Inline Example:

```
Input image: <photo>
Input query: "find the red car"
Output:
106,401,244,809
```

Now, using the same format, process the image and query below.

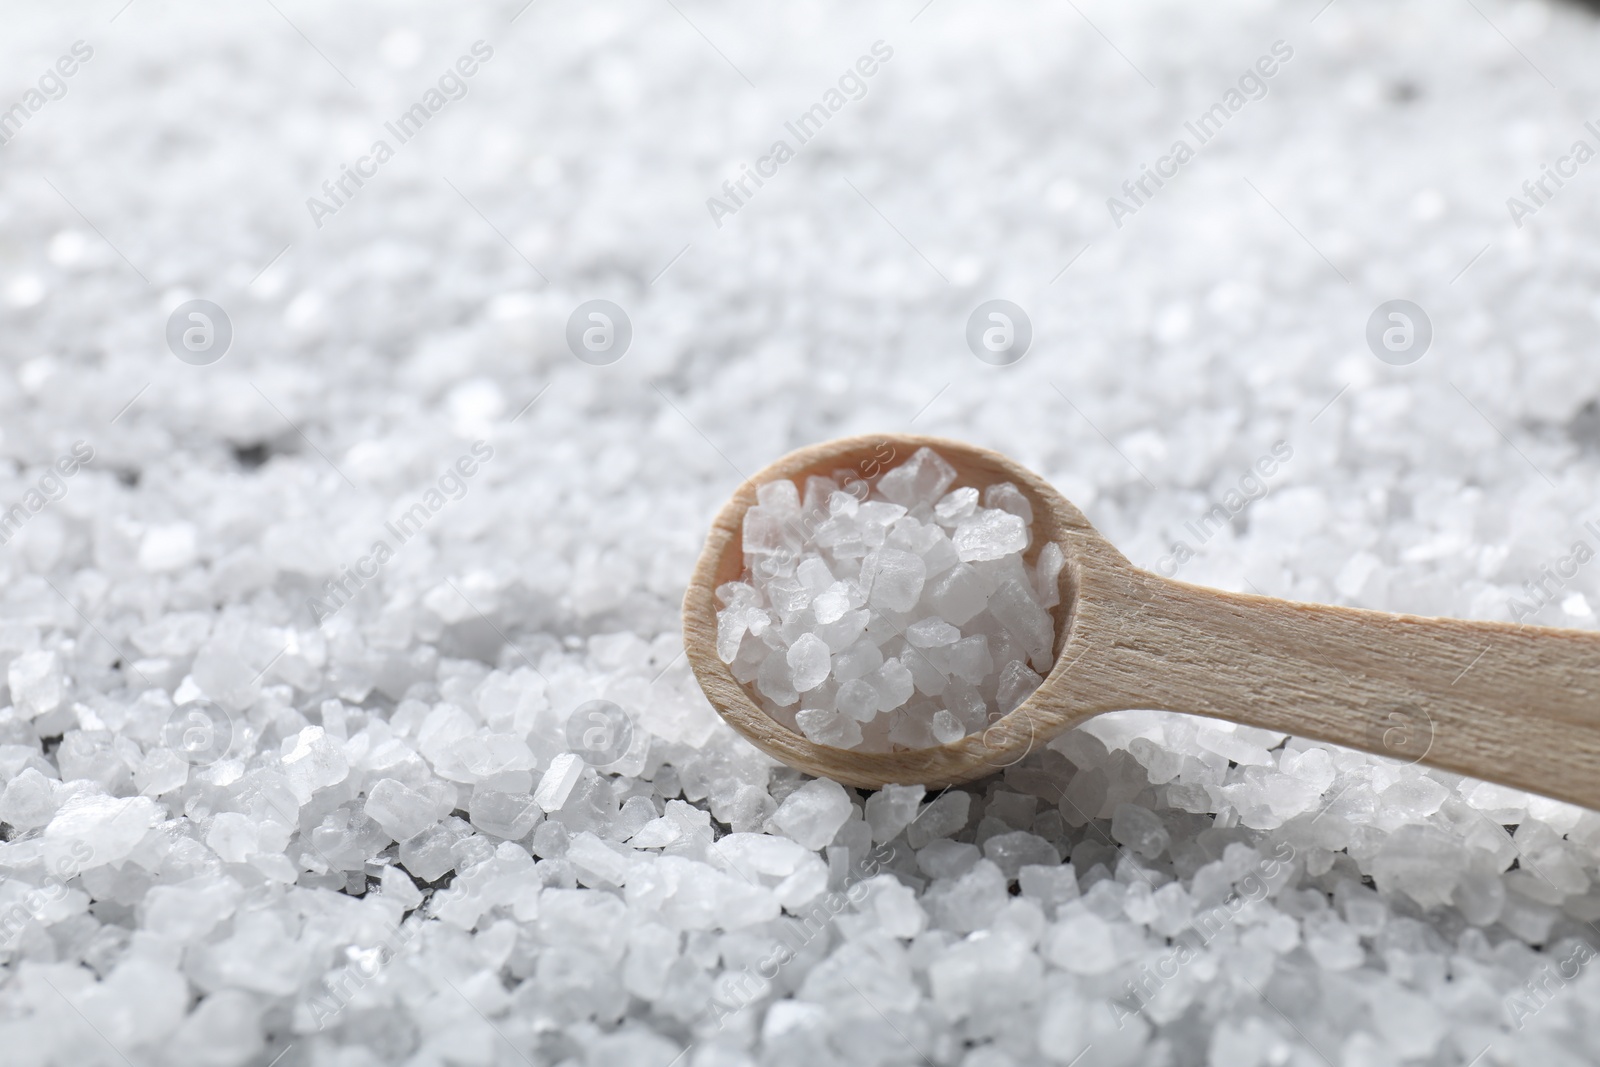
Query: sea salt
719,448,1056,749
1110,802,1171,859
8,649,64,719
786,633,832,692
952,509,1029,562
864,782,925,843
767,777,851,850
1044,907,1119,974
363,778,440,842
6,4,1600,1060
533,752,584,812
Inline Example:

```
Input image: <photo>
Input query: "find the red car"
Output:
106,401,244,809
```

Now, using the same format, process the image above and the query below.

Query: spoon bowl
684,433,1600,808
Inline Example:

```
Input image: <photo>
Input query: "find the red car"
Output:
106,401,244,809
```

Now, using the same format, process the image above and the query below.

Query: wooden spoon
683,433,1600,810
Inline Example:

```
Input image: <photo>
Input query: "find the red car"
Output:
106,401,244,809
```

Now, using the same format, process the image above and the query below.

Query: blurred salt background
1,0,1599,1065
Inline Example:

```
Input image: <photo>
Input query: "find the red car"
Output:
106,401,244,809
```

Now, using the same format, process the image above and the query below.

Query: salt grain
363,778,441,842
786,633,832,692
768,777,851,850
8,649,64,719
533,752,584,812
952,510,1029,563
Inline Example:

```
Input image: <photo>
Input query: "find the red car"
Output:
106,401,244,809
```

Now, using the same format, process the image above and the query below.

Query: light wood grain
683,433,1600,809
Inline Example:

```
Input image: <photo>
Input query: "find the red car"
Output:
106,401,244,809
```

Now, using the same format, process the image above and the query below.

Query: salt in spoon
683,433,1600,810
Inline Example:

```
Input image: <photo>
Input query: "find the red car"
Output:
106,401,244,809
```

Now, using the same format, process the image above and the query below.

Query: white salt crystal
139,522,199,571
1110,803,1170,859
926,563,988,626
0,767,58,829
1452,868,1506,926
1369,984,1446,1060
834,677,881,721
364,777,441,841
206,812,263,862
815,608,870,652
469,790,542,839
756,652,799,706
1337,882,1387,936
920,535,960,579
167,990,263,1065
831,638,883,682
1377,775,1448,821
876,446,957,507
1526,794,1586,834
1196,724,1275,766
43,794,159,874
996,659,1044,714
982,830,1060,879
716,607,754,663
811,582,855,624
887,711,938,749
1464,780,1529,820
917,838,981,880
398,826,462,888
756,477,801,515
786,633,832,692
380,863,423,911
1260,773,1322,819
1033,541,1065,608
988,577,1054,657
534,752,584,812
716,832,807,877
795,707,863,747
569,830,635,886
904,650,949,697
716,580,762,609
857,500,908,529
857,873,927,938
279,725,350,802
801,475,837,515
797,557,835,590
941,682,989,732
890,516,946,557
143,875,242,943
864,549,927,612
1370,824,1464,906
939,635,994,685
188,639,261,712
8,649,64,718
765,577,809,618
907,617,961,647
742,505,800,556
1303,912,1364,970
906,789,971,849
1018,863,1080,914
934,487,979,525
870,657,915,710
926,858,1008,933
983,482,1034,524
930,709,964,744
864,783,925,843
768,778,851,850
953,509,1028,562
1279,745,1336,788
1043,907,1118,974
929,926,1041,1019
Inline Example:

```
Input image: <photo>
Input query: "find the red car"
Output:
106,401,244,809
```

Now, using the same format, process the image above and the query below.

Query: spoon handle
1067,572,1600,810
